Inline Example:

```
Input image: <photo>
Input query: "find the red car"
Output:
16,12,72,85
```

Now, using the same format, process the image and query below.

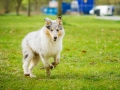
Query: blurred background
0,1,120,89
0,0,120,16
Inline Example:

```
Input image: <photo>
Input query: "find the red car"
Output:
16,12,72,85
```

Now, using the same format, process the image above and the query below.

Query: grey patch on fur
24,54,28,59
46,26,51,29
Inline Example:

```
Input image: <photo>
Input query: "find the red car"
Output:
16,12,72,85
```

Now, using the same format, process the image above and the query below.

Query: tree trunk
34,0,38,14
4,0,10,13
28,0,31,16
57,0,62,16
16,0,22,15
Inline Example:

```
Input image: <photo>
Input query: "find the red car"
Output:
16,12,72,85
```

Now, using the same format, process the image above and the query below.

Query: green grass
0,15,120,90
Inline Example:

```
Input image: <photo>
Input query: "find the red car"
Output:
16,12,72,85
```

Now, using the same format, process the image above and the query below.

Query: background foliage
0,0,120,15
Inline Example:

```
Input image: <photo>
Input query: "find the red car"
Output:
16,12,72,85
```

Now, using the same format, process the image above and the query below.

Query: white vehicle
89,5,114,16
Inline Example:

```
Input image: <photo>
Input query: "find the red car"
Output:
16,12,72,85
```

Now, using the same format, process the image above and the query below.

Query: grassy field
0,15,120,90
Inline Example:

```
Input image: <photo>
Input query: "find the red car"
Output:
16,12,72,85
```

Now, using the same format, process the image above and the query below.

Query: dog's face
44,16,64,42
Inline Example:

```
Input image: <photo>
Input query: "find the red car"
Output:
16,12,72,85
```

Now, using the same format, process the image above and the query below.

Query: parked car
89,5,114,16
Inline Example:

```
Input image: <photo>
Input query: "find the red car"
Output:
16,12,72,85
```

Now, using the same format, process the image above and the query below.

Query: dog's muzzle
54,36,57,41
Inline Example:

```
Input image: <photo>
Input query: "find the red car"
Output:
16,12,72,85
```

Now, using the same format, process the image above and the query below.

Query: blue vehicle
41,0,94,15
77,0,94,14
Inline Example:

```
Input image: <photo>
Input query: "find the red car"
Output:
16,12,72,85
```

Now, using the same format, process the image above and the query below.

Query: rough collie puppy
21,16,65,77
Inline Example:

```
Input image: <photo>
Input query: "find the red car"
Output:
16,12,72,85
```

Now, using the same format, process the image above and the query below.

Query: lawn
0,15,120,90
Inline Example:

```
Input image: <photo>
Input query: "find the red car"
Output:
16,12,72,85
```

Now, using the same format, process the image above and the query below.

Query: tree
0,0,4,14
57,0,62,16
28,0,30,16
16,0,22,15
34,0,38,13
4,0,10,13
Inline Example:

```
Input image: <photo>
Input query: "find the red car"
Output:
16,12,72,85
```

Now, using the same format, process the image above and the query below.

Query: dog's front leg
52,53,60,68
40,54,54,76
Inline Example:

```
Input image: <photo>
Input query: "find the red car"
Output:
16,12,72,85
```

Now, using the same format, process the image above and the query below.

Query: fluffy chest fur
41,40,62,57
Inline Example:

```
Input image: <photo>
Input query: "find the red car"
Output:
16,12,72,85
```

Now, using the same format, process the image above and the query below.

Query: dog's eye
50,29,53,31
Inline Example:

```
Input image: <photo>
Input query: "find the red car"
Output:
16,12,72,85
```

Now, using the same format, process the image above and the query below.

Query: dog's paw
40,64,54,70
50,64,54,69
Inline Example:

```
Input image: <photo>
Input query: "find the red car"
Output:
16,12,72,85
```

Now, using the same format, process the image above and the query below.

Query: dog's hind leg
22,49,33,76
29,55,40,78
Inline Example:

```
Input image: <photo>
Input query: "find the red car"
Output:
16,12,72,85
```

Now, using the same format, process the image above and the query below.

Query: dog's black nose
54,37,57,39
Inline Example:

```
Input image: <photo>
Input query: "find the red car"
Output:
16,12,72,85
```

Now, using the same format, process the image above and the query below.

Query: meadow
0,15,120,90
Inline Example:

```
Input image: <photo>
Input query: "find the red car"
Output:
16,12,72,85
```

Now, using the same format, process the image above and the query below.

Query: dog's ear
44,18,52,26
56,16,62,25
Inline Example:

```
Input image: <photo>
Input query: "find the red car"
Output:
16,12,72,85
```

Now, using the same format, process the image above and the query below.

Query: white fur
22,21,65,78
